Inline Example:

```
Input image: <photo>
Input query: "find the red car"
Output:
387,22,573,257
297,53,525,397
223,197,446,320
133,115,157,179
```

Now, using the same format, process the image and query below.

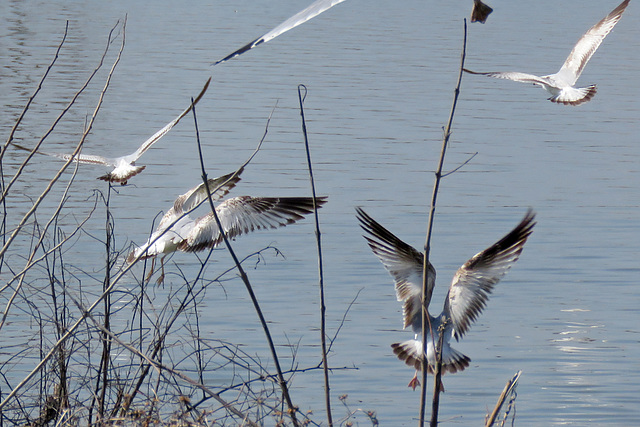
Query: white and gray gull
464,0,630,105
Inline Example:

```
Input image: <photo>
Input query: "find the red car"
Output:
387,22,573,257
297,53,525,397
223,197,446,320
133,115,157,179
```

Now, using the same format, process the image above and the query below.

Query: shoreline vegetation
2,2,559,425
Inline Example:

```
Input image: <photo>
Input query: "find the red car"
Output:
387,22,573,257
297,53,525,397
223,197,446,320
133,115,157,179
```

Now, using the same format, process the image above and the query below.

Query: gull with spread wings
464,0,630,105
356,208,535,389
12,77,211,184
127,170,327,284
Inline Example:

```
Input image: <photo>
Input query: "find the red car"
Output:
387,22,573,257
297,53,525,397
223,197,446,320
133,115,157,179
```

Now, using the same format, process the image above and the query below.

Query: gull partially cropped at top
127,169,327,284
464,0,630,105
356,208,535,389
12,77,211,184
214,0,347,66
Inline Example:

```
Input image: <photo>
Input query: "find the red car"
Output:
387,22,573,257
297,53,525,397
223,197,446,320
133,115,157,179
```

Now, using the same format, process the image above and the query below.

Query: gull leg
408,371,420,390
407,371,445,392
145,257,156,283
156,255,167,285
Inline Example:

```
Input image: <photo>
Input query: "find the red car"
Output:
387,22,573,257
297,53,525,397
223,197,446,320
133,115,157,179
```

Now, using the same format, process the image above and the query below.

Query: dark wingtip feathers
391,342,471,374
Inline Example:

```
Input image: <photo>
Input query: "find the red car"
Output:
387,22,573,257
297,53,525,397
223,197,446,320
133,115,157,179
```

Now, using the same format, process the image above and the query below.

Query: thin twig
190,98,301,427
0,22,68,162
298,84,333,426
441,152,478,178
119,103,274,414
96,183,115,422
124,98,269,270
485,371,521,427
0,17,124,271
0,18,130,411
67,295,259,426
0,19,120,205
0,195,97,299
419,20,468,427
0,22,70,270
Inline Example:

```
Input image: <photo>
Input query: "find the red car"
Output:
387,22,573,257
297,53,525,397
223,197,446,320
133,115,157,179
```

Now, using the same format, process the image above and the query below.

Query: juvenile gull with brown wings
13,77,211,184
356,208,535,389
464,0,630,105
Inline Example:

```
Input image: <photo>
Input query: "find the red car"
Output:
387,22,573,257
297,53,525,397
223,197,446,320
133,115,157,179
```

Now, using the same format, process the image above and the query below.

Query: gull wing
463,69,551,86
444,210,536,340
179,196,327,252
11,142,116,167
126,76,212,163
356,207,436,331
556,0,630,85
214,0,347,65
174,170,244,214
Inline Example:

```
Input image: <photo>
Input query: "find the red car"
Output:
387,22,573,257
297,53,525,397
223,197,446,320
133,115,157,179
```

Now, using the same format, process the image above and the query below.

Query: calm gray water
1,0,639,425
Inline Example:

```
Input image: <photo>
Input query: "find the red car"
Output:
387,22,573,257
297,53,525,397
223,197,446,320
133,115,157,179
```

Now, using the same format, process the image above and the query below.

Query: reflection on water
1,0,639,425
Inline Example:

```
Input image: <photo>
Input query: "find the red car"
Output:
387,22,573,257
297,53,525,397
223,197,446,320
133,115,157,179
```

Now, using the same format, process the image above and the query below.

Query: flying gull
464,0,630,105
214,0,347,66
127,171,327,284
12,77,211,184
356,208,535,389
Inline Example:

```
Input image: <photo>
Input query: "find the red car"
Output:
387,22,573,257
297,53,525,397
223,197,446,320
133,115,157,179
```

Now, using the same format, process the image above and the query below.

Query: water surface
1,0,639,425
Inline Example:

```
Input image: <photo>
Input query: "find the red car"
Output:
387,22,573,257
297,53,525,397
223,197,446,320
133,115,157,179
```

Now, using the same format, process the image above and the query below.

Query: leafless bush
0,20,367,427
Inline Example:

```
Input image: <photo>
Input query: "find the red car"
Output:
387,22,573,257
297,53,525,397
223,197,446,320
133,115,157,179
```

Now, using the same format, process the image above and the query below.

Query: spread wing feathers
129,171,244,264
463,69,550,86
154,170,244,233
127,76,211,162
214,0,347,65
557,0,630,85
549,85,597,105
356,207,436,330
173,170,243,215
178,196,327,252
445,210,536,340
11,142,116,166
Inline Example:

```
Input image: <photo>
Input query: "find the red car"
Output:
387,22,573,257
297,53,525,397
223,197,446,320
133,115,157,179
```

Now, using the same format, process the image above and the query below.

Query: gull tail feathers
549,85,597,106
98,165,146,184
391,339,470,374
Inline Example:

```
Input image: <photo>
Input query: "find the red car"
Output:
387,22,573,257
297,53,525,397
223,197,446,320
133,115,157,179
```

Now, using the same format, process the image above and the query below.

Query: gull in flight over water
127,170,327,284
214,0,347,66
12,77,211,184
14,0,347,183
464,0,630,105
356,208,535,389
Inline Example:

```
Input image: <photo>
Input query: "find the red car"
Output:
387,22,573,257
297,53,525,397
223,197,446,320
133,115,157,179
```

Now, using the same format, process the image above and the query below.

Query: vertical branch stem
190,99,300,427
298,84,333,426
97,185,114,421
419,20,467,427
